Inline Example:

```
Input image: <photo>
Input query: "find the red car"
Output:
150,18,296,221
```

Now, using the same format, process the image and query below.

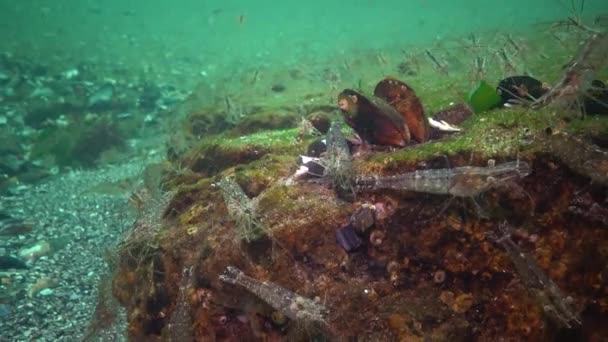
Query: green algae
233,154,295,197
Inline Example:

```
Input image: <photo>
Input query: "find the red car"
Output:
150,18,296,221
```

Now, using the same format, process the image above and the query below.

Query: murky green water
2,0,606,68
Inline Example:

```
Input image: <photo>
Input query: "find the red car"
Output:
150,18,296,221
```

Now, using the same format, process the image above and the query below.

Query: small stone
335,225,362,253
0,303,12,318
39,288,54,296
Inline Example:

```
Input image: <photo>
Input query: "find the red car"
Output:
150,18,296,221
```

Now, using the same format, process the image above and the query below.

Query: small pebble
39,288,54,296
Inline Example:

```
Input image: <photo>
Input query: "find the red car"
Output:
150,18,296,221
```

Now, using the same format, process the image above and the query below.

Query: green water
1,0,606,71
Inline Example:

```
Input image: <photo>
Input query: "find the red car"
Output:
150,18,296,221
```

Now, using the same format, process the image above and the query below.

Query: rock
336,224,362,252
18,241,51,261
39,288,54,296
0,255,28,270
87,83,115,110
0,304,12,318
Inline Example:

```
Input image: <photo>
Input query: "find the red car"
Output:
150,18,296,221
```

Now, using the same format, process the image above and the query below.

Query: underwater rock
70,119,126,167
87,83,114,109
24,101,80,128
271,84,286,93
373,77,430,143
138,82,162,111
231,110,300,135
0,220,33,236
497,75,548,106
0,255,28,270
18,241,51,261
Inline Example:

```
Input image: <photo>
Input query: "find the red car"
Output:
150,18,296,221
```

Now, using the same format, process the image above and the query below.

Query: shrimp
487,222,582,328
355,160,531,198
219,266,328,324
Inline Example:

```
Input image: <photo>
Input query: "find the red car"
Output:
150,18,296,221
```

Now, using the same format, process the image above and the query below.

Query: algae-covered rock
230,110,300,136
31,117,125,168
181,128,304,176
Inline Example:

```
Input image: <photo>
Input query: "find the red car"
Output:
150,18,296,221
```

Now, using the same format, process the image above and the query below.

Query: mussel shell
306,138,327,157
432,102,474,126
338,89,411,147
497,75,548,105
374,77,430,143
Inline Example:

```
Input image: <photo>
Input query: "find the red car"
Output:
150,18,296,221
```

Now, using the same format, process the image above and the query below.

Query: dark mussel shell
497,75,548,105
373,77,430,143
338,89,411,147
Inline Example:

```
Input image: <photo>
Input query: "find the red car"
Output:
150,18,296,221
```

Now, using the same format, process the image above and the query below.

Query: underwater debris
355,160,531,198
496,47,518,75
567,192,608,226
532,32,608,114
541,130,608,186
424,49,448,75
487,222,582,329
219,266,328,324
471,55,487,81
218,177,265,242
468,80,502,113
